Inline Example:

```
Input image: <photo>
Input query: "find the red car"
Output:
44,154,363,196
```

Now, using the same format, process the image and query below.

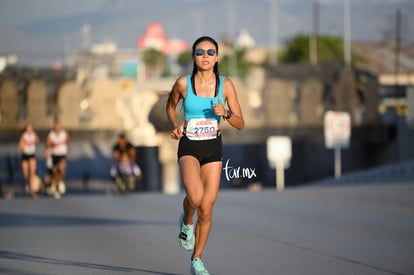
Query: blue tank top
183,74,225,122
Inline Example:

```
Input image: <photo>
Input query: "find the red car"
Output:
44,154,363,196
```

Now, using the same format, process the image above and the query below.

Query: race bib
185,118,218,140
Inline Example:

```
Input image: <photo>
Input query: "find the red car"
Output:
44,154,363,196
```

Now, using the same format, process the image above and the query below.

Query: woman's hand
212,97,226,117
170,126,183,140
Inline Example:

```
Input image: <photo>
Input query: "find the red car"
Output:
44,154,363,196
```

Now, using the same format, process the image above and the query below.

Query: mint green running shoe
178,213,194,251
191,258,210,275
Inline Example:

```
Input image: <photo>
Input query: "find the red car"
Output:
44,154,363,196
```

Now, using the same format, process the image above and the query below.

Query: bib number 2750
186,119,218,140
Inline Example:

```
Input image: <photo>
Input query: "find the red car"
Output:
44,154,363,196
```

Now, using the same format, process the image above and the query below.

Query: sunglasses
194,49,217,56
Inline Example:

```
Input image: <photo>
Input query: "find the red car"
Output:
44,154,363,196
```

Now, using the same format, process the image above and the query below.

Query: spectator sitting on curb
110,152,143,193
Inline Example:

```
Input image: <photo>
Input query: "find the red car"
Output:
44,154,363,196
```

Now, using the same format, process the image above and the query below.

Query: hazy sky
0,0,413,66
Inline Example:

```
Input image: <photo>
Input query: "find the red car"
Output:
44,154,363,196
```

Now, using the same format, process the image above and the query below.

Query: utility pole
394,9,402,87
343,0,351,67
227,0,237,76
310,0,319,65
81,24,91,50
269,0,278,65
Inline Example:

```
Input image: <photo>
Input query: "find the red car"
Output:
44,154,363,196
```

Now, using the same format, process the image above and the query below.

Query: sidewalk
1,182,413,274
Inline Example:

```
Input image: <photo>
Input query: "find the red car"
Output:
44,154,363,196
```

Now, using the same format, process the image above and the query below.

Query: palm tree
142,48,167,78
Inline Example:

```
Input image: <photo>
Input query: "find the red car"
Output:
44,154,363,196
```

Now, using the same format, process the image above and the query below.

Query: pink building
137,22,189,55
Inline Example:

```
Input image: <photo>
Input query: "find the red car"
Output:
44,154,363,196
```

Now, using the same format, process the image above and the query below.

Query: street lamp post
344,0,352,67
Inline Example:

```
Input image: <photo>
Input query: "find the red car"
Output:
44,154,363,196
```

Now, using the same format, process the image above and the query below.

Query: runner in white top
18,122,40,197
46,119,70,198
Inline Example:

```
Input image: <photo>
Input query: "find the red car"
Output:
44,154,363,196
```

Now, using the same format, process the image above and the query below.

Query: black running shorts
21,153,35,161
52,155,66,166
177,134,223,165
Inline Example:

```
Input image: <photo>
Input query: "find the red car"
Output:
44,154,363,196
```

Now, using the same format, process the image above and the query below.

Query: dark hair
166,36,220,109
191,36,220,96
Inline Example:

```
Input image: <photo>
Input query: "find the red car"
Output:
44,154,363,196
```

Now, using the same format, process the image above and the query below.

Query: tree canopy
279,33,360,66
142,48,167,77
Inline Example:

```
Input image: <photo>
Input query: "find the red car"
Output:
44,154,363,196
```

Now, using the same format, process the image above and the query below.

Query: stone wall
0,80,19,130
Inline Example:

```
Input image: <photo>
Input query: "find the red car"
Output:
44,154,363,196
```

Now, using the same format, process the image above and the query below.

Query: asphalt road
1,182,413,275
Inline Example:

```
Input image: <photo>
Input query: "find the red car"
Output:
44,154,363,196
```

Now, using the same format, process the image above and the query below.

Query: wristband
224,110,232,119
